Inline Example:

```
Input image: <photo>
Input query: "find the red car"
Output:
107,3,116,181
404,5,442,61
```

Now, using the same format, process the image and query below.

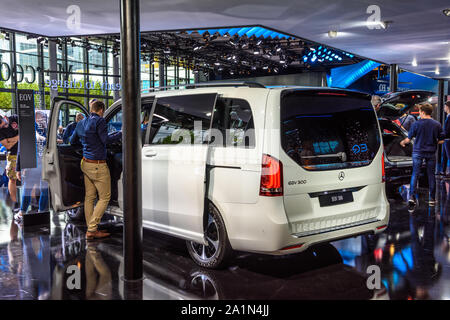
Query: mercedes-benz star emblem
338,171,345,181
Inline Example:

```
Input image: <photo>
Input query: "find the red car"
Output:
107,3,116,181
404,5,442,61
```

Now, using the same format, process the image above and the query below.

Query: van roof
140,84,371,100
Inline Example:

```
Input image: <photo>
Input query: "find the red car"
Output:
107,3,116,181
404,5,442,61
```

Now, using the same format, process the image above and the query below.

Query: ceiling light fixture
412,58,418,67
327,30,338,38
443,8,450,16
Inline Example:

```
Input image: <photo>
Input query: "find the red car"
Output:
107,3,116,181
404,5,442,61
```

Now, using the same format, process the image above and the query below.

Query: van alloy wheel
186,202,234,269
190,214,219,261
66,207,84,221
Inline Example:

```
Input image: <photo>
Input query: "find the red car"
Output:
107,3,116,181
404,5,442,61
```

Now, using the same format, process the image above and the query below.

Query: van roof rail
141,81,265,93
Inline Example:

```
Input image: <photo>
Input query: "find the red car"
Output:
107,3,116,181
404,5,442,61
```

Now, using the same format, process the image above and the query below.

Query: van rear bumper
273,216,389,255
216,184,389,255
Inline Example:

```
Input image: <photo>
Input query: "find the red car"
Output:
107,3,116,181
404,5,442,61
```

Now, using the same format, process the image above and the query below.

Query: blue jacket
69,113,121,160
444,114,450,140
408,118,445,154
63,121,77,144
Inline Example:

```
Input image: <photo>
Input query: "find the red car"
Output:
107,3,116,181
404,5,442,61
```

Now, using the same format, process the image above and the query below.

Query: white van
43,83,390,268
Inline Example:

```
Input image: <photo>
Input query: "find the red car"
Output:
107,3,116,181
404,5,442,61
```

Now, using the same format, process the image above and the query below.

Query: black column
120,0,143,284
437,79,446,126
389,64,398,92
159,59,165,88
11,33,18,113
437,79,446,172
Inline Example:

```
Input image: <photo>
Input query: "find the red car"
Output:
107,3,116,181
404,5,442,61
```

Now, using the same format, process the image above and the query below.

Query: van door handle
144,150,157,158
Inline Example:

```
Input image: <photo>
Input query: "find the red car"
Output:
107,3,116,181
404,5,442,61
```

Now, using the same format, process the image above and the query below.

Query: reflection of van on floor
43,83,390,269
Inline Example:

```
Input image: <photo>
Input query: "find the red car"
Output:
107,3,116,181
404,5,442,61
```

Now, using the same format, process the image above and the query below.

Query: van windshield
280,91,381,171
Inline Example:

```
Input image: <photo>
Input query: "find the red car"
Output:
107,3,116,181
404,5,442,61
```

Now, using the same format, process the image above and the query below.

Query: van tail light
381,153,386,183
260,154,283,197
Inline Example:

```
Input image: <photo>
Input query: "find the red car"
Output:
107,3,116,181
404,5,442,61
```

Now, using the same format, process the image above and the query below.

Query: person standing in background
400,103,445,211
56,126,64,144
63,112,84,144
0,114,20,209
14,111,49,222
371,95,382,112
400,111,417,132
442,101,450,179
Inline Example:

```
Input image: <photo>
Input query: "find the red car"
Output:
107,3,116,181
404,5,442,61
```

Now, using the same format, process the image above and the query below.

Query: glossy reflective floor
0,181,449,300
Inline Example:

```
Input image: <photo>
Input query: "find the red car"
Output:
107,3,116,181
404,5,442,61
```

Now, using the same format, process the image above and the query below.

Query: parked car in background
43,83,390,268
376,90,435,194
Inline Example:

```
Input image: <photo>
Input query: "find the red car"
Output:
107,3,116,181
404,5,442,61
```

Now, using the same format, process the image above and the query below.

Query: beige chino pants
81,160,111,232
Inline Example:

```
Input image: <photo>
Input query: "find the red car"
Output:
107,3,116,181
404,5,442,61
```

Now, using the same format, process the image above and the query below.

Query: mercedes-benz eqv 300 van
43,83,390,268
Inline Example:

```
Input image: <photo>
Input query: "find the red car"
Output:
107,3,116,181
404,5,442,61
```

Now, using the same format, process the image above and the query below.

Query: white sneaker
408,199,416,213
14,211,24,222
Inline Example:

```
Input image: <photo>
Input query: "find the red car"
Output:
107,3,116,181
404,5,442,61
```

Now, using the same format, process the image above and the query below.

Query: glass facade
0,30,195,115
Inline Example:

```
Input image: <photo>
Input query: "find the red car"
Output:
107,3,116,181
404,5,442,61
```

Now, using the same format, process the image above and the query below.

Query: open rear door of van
42,98,89,212
377,90,435,120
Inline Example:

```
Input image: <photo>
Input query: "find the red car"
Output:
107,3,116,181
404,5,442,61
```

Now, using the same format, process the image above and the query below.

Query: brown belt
82,157,106,164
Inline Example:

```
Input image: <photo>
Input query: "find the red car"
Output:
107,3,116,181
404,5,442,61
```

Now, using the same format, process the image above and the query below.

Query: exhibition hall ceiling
0,0,449,79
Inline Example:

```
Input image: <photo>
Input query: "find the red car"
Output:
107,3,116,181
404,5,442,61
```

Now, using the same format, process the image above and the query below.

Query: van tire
186,202,234,269
67,207,85,221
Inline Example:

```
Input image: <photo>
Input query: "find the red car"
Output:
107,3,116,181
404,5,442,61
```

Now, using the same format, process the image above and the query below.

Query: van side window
107,101,154,145
150,94,215,145
211,98,255,148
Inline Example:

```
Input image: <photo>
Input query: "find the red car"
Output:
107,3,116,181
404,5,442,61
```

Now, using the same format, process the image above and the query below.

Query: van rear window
280,91,381,171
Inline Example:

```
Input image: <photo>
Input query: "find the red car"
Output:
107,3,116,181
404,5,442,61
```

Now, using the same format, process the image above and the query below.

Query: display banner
17,89,37,169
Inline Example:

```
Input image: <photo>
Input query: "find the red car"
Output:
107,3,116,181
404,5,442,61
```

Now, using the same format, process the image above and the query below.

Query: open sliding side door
140,93,217,243
42,98,89,212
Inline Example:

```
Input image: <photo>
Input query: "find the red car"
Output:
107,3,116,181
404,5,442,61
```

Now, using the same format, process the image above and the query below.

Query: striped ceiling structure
57,25,366,78
186,26,293,40
157,25,364,77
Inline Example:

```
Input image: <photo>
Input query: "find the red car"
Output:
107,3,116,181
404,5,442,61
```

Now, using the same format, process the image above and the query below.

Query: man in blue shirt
70,100,121,240
400,103,445,210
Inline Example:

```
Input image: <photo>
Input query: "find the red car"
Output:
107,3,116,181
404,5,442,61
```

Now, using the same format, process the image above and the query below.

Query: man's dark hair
90,100,106,113
446,101,450,108
419,103,433,116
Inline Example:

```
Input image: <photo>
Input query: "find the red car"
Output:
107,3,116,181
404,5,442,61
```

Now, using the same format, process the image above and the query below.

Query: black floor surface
0,180,449,300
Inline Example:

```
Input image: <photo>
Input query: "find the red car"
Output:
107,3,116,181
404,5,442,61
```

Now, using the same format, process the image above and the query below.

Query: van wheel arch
204,199,232,243
186,200,235,269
